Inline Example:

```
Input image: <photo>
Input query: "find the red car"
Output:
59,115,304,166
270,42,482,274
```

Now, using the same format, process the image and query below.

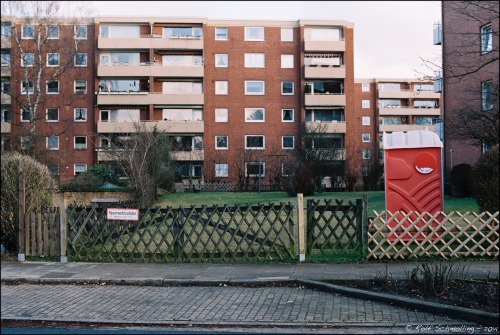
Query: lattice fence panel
367,211,499,259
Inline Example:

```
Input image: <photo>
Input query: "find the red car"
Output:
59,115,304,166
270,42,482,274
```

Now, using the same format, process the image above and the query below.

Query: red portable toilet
383,130,443,241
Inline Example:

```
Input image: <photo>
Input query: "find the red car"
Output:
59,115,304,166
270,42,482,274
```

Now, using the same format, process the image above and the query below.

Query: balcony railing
305,93,346,106
97,62,204,77
97,120,204,133
97,92,204,105
379,106,440,116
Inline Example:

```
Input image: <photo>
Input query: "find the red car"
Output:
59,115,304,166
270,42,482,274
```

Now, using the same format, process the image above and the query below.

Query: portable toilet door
383,130,444,241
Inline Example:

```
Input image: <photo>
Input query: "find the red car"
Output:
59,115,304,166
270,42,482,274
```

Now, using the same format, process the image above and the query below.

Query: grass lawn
156,191,479,214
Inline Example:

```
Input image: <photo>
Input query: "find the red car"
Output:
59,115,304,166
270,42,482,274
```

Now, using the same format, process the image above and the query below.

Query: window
47,53,60,66
48,165,59,176
215,163,228,177
282,109,294,122
245,27,264,41
21,81,34,95
1,22,11,37
481,24,493,54
215,54,228,67
215,27,228,40
75,53,87,67
101,25,140,38
74,80,87,94
22,25,34,39
216,136,228,149
21,136,31,150
215,81,228,95
46,80,59,94
282,136,294,149
21,109,31,122
362,83,370,92
245,135,265,149
74,163,87,176
74,136,87,150
164,26,202,39
245,81,265,95
215,108,228,122
245,108,265,122
362,116,370,125
362,100,370,108
482,81,493,110
21,53,34,67
244,53,265,68
1,51,10,66
281,27,293,41
46,136,59,150
362,133,370,142
282,81,294,95
46,108,59,122
47,25,59,39
282,163,293,177
281,54,294,68
362,150,371,160
305,27,341,41
245,162,265,177
74,25,87,39
1,109,11,123
74,108,87,122
1,80,10,94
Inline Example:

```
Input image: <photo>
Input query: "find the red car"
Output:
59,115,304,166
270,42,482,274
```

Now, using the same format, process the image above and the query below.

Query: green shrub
450,163,474,197
473,145,499,212
282,163,315,197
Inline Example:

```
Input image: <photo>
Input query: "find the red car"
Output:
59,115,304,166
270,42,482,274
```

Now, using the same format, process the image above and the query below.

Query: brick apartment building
1,16,441,190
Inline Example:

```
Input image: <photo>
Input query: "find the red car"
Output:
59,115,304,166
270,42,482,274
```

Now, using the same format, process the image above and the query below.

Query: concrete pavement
1,260,499,333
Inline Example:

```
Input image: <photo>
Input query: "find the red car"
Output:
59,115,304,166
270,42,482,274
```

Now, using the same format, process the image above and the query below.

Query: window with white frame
244,53,265,68
215,27,228,40
215,54,228,67
1,80,10,94
482,80,493,110
362,83,370,92
215,81,228,95
215,136,228,149
245,162,265,177
21,81,34,94
362,100,370,108
100,25,140,38
245,27,264,41
362,133,370,142
362,150,371,160
245,81,264,95
46,108,59,122
74,80,87,94
47,53,59,66
74,108,87,122
21,109,31,122
362,116,370,125
282,81,294,95
46,80,59,94
282,109,294,122
75,53,87,66
22,25,34,39
74,163,87,176
282,136,294,149
481,24,493,54
74,25,87,39
46,135,59,150
281,54,294,68
1,22,11,37
245,135,265,149
1,109,11,123
215,108,228,122
21,53,34,67
47,25,59,39
281,27,293,41
245,108,265,122
1,51,10,66
215,163,228,177
74,136,87,150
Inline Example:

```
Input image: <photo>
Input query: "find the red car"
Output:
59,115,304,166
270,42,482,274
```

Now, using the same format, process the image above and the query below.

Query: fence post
361,195,368,258
60,196,67,262
297,193,305,262
18,172,25,262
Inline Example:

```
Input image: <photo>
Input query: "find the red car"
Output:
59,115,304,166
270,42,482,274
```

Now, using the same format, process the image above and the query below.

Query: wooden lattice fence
67,203,296,263
368,211,499,259
21,207,61,257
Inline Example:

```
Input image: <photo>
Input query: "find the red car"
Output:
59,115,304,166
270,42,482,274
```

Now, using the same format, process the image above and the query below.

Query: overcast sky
90,1,442,79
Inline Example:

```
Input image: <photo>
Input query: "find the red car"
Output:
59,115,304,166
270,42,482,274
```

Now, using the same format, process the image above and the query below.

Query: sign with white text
106,208,139,221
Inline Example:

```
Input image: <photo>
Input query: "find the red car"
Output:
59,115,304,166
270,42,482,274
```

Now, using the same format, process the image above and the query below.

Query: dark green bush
450,163,474,197
282,163,316,197
473,145,499,212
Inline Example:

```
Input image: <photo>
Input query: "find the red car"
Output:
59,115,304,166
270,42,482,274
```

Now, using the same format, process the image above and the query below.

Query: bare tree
1,1,94,159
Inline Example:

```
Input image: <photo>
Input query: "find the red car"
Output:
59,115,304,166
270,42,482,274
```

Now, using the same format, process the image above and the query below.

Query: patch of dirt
326,278,499,314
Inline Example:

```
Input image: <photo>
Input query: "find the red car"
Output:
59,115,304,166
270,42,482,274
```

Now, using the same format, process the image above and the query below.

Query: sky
90,1,442,79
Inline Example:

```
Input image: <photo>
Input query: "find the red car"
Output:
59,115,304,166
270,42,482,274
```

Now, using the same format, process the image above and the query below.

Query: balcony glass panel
162,55,203,66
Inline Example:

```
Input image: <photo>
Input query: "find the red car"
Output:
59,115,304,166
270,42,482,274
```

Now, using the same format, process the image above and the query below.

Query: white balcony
97,120,204,133
1,66,10,77
305,94,346,106
97,63,204,77
379,107,440,116
171,150,204,161
304,40,345,52
1,92,11,104
98,36,203,50
379,124,436,133
1,122,11,133
97,92,204,105
305,121,346,133
304,66,345,79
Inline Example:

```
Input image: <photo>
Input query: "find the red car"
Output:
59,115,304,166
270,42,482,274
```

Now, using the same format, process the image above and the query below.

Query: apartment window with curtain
481,24,492,54
482,80,493,110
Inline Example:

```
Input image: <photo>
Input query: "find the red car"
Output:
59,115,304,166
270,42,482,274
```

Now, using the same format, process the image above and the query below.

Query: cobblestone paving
1,283,468,326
